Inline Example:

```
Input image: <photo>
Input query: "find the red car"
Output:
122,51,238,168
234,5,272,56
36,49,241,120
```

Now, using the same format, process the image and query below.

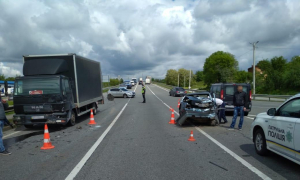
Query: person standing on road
215,98,228,124
228,85,248,130
0,96,11,155
142,84,146,103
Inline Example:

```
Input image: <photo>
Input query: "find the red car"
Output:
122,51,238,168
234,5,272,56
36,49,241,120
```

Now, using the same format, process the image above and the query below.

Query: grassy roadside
153,81,206,90
152,82,173,90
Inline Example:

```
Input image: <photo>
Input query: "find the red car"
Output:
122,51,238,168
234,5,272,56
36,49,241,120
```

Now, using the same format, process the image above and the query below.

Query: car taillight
185,91,187,93
221,90,224,99
250,90,252,100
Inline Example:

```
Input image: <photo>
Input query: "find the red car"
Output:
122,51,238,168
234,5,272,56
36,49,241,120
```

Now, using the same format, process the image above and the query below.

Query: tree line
155,50,300,94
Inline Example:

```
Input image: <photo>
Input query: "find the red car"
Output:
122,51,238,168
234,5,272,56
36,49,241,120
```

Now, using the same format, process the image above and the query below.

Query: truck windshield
14,78,60,95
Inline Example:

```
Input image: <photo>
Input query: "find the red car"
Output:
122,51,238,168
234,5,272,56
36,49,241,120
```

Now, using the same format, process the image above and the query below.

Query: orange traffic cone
177,99,180,108
169,108,176,124
188,131,196,141
41,124,55,150
88,109,96,125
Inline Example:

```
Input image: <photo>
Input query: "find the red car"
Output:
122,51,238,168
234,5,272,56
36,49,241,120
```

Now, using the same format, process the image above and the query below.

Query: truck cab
13,75,75,127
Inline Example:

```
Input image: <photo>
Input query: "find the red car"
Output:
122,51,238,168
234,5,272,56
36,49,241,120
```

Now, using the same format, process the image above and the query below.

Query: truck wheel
24,125,34,129
123,94,127,98
93,103,97,115
254,128,269,156
68,111,76,126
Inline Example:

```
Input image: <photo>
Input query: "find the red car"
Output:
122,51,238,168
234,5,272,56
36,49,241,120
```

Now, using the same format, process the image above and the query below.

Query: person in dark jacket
142,84,146,103
228,85,248,130
0,96,11,155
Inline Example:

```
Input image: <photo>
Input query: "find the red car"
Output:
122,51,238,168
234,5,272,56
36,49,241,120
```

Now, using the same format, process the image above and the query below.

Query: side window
242,86,248,93
278,99,300,118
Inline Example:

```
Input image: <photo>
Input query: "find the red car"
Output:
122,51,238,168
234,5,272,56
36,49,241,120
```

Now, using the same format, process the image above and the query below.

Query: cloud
0,0,299,79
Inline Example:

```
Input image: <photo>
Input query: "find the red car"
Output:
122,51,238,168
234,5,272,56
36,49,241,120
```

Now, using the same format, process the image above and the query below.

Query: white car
130,81,135,86
108,88,135,98
251,94,300,165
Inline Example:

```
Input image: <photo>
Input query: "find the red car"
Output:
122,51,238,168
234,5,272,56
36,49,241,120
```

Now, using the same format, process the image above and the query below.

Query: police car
251,94,300,165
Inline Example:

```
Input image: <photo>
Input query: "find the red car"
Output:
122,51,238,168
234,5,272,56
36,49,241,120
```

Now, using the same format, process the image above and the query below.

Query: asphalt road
1,84,299,180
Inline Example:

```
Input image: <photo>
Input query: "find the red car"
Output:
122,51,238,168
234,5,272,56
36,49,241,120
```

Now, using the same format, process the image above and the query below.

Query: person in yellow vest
142,84,146,103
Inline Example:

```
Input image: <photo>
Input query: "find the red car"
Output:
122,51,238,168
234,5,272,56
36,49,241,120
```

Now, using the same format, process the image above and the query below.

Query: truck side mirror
267,108,276,116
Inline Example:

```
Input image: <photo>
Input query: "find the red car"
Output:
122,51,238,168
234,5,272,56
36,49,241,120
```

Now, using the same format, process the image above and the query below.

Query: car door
266,98,299,159
223,85,235,106
294,119,300,162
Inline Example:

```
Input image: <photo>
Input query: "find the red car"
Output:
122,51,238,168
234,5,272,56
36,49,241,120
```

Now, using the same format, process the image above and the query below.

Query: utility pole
189,69,191,90
178,73,179,87
250,41,259,94
184,76,185,88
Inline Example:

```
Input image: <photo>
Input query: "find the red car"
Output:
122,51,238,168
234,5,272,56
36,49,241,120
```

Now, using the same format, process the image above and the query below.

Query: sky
0,0,299,79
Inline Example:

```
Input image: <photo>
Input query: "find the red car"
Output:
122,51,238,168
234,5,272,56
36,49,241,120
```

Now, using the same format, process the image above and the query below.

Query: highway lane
150,84,300,180
0,84,299,180
0,92,130,180
74,84,259,180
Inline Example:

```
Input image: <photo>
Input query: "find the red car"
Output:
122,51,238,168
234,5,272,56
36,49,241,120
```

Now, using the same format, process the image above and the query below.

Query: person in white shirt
215,98,228,124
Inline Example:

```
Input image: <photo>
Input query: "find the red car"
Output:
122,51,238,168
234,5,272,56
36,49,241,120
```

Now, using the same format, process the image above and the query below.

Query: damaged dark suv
177,92,218,126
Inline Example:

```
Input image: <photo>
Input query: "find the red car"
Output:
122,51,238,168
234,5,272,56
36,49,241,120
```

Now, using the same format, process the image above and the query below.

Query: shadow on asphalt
240,144,300,179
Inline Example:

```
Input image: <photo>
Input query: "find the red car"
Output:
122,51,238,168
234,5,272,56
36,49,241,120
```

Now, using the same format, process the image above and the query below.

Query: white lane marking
248,114,256,117
3,131,21,139
66,99,133,179
147,86,272,180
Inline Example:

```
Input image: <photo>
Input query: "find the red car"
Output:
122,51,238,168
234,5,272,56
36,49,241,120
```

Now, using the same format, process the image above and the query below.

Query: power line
236,49,252,58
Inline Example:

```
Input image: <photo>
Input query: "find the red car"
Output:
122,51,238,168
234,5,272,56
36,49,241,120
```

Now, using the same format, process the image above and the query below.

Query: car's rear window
225,86,234,95
176,88,184,91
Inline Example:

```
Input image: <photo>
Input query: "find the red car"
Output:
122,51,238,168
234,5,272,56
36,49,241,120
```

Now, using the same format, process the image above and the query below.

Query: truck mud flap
176,113,189,126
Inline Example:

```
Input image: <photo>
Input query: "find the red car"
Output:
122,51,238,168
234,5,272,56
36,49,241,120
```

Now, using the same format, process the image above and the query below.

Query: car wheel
210,120,217,126
123,94,128,98
254,129,269,156
244,112,249,116
169,93,171,96
24,125,34,129
68,111,76,126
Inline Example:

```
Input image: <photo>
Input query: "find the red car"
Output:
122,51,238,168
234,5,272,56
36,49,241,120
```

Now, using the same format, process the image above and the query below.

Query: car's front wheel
254,128,269,156
123,94,128,98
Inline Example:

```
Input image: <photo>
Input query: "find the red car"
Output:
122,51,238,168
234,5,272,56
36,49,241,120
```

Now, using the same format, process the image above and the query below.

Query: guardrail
252,94,293,101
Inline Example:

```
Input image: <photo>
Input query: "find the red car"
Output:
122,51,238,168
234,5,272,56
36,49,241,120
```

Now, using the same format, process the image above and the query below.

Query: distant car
169,87,187,97
177,92,217,126
108,88,135,98
251,94,300,165
119,84,127,89
139,81,143,85
124,82,132,89
210,83,252,116
130,81,135,86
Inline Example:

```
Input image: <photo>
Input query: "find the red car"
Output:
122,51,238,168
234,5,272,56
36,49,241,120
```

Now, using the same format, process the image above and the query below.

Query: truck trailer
13,53,104,128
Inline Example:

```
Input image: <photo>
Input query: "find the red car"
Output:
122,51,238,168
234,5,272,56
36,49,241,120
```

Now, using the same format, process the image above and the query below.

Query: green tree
284,56,300,90
203,51,238,87
194,71,203,82
165,69,178,86
5,77,15,81
235,71,251,83
256,60,272,72
120,78,124,84
0,74,5,81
